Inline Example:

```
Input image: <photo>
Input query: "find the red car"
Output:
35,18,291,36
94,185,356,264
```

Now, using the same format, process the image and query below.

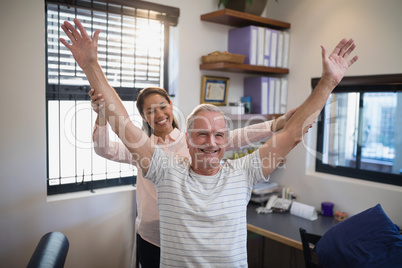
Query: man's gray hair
186,104,231,139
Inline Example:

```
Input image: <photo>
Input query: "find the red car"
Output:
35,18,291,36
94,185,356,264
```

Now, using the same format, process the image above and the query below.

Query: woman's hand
272,108,297,132
88,88,105,114
89,89,107,126
59,18,101,71
272,108,315,133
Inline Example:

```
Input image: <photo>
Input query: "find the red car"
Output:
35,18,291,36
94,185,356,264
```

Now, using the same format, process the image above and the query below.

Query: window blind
46,2,168,100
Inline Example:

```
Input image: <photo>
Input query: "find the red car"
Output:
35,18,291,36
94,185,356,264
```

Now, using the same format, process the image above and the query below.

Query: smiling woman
135,87,180,138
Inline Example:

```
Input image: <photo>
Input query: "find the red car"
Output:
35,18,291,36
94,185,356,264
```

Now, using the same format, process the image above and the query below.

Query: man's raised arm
259,38,359,178
60,18,154,173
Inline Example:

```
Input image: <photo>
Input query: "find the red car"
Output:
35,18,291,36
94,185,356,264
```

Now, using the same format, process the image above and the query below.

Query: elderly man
61,18,358,267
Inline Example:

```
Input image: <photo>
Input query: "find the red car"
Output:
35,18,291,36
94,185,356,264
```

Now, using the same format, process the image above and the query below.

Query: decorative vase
225,0,268,16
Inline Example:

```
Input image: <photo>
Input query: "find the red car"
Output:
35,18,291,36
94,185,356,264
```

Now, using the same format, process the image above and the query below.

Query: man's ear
186,133,189,148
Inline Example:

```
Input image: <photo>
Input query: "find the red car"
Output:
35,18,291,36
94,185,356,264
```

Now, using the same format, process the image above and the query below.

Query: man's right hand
320,38,359,89
59,18,101,71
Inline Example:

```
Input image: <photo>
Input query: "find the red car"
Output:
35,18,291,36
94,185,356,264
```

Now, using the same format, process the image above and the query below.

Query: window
45,0,179,195
314,74,402,186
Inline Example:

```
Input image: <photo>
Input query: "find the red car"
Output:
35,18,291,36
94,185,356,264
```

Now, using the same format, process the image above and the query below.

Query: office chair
27,231,69,268
299,228,322,268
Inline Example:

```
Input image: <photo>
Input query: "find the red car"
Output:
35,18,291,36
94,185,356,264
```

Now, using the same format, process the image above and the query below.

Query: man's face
186,111,227,175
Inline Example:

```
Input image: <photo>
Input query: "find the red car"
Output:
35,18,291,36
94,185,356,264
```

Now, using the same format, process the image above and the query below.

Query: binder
268,78,275,114
280,78,288,113
261,81,269,114
228,26,258,65
276,31,284,68
269,29,278,67
257,26,265,66
274,78,281,114
263,28,271,67
243,77,271,114
282,31,290,68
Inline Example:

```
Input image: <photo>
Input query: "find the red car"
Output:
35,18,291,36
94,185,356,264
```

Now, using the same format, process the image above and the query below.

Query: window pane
47,100,139,185
321,93,359,168
314,74,402,186
360,92,400,174
48,101,60,185
321,92,402,175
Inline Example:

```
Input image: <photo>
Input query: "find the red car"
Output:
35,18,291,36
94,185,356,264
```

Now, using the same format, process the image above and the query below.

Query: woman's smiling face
142,93,174,137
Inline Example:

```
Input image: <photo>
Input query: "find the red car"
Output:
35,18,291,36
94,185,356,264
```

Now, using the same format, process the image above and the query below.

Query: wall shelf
225,113,282,121
200,9,290,30
200,62,289,75
200,9,290,120
200,9,290,75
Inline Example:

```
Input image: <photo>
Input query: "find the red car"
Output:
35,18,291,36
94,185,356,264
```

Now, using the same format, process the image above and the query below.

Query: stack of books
243,76,288,114
228,25,290,68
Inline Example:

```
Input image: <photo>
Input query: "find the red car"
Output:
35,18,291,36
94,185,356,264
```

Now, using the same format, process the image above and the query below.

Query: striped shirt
93,122,275,248
144,147,269,267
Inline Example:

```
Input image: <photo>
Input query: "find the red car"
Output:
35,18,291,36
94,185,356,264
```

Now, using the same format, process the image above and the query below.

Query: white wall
1,0,401,267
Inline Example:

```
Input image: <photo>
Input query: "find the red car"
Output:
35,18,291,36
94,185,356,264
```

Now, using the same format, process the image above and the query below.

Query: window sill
307,171,402,192
47,185,136,203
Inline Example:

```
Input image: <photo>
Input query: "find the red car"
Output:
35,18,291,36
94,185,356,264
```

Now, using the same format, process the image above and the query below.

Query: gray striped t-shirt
144,147,268,267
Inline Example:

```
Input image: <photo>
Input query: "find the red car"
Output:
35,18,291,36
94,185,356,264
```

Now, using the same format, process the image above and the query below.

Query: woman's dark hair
136,87,180,136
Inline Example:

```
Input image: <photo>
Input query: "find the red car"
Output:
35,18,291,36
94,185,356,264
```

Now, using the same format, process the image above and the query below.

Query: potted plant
218,0,268,16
